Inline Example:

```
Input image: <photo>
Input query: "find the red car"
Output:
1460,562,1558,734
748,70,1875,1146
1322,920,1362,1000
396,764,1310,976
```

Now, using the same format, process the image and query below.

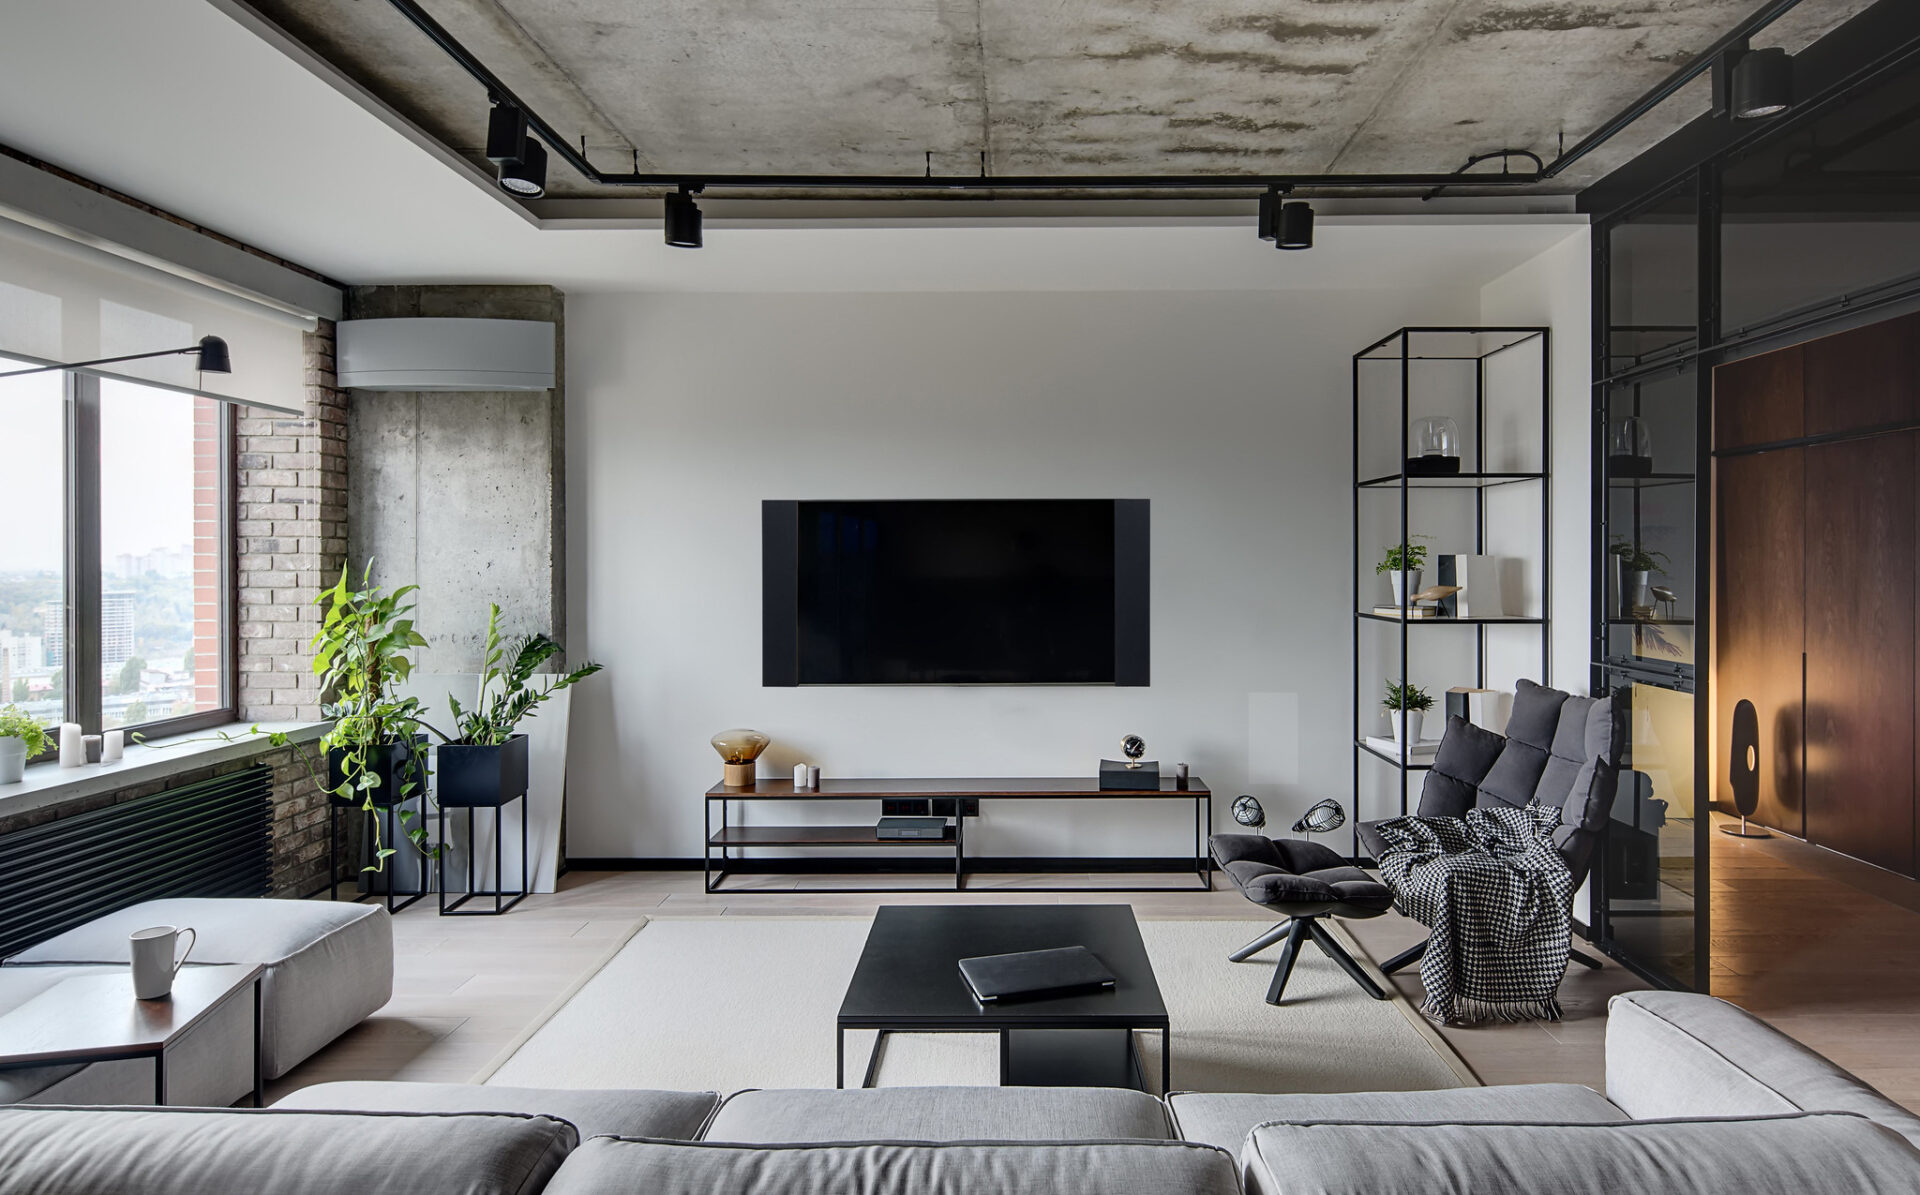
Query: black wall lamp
665,185,703,248
0,335,231,380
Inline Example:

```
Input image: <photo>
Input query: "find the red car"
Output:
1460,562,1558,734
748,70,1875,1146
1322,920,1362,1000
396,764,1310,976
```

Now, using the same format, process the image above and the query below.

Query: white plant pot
1388,569,1423,608
1389,709,1424,746
0,738,26,784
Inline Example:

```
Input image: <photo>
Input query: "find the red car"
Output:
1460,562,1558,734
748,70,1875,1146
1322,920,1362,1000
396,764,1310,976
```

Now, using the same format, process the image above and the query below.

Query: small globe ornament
1290,798,1347,836
1232,795,1265,828
1121,735,1147,768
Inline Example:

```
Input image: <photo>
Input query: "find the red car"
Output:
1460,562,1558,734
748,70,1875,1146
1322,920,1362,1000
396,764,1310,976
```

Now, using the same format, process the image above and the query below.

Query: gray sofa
2,991,1917,1193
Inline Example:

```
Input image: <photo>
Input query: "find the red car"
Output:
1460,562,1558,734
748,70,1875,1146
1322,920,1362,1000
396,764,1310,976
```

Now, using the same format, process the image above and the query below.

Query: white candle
794,763,810,789
58,723,83,768
101,729,124,764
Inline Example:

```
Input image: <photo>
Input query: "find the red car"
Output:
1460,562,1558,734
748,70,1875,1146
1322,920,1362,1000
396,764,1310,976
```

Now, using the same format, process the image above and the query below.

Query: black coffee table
837,904,1170,1093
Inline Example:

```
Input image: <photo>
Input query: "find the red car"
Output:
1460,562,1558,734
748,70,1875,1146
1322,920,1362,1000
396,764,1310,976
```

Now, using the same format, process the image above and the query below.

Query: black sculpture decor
1291,798,1346,838
1722,698,1771,839
1232,795,1265,828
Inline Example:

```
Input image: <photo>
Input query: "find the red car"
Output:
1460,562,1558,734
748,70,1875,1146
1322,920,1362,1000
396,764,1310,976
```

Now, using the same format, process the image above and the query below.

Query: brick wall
234,321,350,894
236,320,349,724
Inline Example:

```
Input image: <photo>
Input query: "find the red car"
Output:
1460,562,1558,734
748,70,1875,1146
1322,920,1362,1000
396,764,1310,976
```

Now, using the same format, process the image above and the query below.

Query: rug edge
1326,921,1482,1088
470,915,651,1084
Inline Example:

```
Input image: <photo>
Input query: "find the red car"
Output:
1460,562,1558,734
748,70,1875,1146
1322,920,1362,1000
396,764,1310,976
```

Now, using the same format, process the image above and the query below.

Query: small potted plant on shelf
0,705,48,784
431,604,601,809
1376,535,1432,608
1608,537,1670,620
1383,681,1434,746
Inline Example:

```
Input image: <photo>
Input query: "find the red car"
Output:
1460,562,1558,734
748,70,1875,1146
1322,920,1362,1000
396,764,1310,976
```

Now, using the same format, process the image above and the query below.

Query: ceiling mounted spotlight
1276,201,1314,250
1257,187,1281,241
1731,46,1793,119
665,185,703,248
485,100,528,164
497,134,547,197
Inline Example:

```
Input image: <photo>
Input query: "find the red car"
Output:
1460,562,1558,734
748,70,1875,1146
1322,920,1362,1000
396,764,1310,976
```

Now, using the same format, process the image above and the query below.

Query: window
0,360,232,745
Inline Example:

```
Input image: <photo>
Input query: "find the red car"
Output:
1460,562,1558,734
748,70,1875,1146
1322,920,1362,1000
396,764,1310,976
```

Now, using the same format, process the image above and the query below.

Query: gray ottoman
4,898,392,1080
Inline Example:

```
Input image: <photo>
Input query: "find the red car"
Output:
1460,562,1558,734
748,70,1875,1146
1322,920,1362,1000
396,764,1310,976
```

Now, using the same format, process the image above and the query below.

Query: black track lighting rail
380,0,1805,196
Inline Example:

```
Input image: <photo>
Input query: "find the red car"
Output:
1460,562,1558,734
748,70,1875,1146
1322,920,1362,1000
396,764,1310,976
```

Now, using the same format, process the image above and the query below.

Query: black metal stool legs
1306,921,1388,1000
1380,939,1428,975
1263,918,1312,1005
1229,920,1295,963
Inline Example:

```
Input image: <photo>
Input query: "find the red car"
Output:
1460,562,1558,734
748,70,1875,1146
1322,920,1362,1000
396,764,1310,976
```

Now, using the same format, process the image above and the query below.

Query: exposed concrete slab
345,284,568,671
242,0,1873,202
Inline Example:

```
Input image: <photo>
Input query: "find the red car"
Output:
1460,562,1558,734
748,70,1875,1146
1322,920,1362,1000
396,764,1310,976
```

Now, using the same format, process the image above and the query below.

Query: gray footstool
4,898,392,1080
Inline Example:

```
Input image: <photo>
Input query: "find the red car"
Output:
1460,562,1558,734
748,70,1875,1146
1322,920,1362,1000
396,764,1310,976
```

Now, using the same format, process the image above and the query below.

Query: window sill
0,721,329,819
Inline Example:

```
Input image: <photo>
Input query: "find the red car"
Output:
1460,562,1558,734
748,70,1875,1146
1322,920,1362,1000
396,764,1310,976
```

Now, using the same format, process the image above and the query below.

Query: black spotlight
1257,188,1280,241
1732,47,1793,120
193,335,231,374
485,102,529,164
665,186,703,248
1276,201,1314,250
498,135,547,197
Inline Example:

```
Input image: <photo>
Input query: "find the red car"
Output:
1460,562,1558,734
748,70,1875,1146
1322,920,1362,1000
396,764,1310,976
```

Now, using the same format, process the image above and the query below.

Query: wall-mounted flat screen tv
763,499,1148,686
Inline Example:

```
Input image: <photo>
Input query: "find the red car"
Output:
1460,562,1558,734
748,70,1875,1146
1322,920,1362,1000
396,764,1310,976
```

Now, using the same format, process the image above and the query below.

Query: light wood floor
1710,813,1920,1111
271,869,1648,1103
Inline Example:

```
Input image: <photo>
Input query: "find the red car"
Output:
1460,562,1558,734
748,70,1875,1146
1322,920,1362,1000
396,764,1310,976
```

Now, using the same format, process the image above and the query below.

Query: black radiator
0,765,273,959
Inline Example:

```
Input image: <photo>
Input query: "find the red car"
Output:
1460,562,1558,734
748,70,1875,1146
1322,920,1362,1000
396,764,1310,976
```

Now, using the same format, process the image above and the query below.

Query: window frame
34,370,239,755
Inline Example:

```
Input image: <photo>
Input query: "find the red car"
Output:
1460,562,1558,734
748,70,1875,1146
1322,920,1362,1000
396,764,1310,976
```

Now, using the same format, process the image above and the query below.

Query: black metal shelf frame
1351,327,1551,860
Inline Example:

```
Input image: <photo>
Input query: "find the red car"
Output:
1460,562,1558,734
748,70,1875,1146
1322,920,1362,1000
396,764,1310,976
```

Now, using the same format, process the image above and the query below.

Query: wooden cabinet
1714,315,1920,878
1803,436,1916,876
1715,449,1804,836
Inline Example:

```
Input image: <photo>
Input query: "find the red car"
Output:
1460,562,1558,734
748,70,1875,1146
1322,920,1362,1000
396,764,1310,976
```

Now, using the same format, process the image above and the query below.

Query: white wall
1480,229,1593,693
565,237,1590,861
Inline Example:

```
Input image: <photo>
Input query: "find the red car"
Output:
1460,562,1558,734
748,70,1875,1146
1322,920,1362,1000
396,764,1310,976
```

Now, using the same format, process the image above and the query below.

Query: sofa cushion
1607,991,1920,1149
542,1138,1239,1195
7,898,393,1080
0,965,251,1108
1238,1114,1920,1195
1167,1083,1624,1152
0,1106,575,1195
704,1086,1174,1143
1414,716,1508,820
273,1081,720,1141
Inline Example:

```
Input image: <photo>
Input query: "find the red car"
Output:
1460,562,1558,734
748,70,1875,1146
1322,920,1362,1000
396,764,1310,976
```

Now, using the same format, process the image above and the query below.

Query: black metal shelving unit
1351,327,1551,861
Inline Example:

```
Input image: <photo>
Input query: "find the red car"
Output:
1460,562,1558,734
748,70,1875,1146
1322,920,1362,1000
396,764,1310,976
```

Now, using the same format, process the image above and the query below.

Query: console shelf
703,777,1212,895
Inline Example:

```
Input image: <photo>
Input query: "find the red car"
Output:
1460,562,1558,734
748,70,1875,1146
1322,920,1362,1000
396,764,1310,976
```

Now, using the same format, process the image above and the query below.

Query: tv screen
763,499,1148,685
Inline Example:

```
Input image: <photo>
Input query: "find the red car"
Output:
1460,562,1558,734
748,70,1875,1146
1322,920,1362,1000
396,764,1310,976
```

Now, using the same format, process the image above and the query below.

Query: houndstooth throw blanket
1375,804,1572,1025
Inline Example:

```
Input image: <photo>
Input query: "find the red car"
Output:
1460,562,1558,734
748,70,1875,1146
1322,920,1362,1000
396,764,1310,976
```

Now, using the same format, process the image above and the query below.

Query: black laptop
958,946,1116,1003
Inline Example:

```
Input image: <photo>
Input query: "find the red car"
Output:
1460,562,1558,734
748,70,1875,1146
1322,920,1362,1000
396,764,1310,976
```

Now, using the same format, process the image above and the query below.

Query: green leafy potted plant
1609,536,1670,619
1383,680,1434,746
431,605,601,809
1375,534,1432,608
0,705,49,784
311,564,433,872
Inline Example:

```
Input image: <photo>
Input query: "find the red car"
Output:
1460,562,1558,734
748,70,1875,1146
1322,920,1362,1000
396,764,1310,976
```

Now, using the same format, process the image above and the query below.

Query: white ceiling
0,0,1583,296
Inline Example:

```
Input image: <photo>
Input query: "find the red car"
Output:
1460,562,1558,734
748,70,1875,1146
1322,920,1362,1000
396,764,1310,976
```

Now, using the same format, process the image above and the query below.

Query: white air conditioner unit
336,317,555,391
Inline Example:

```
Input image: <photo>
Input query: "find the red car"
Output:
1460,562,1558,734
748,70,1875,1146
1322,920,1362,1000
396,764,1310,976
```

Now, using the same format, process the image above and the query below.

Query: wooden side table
0,963,265,1106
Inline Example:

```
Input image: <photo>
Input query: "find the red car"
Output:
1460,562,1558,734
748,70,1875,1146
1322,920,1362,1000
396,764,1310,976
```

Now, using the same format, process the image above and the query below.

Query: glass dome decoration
1406,415,1461,476
1610,416,1655,477
711,728,771,788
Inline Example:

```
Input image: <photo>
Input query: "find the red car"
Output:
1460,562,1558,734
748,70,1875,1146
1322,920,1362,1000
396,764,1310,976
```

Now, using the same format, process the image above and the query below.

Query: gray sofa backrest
1607,991,1920,1150
1240,1114,1920,1195
542,1138,1241,1195
0,1106,576,1195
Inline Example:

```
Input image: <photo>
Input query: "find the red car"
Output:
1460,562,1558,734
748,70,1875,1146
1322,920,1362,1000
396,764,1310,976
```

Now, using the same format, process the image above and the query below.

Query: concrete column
343,285,567,672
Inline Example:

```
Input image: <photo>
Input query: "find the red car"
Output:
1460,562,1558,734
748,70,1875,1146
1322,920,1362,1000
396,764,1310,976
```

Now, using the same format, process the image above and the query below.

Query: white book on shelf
1363,735,1441,760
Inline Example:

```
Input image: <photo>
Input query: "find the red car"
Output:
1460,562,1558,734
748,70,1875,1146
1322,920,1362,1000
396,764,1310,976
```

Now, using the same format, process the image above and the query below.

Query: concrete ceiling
0,0,1582,293
241,0,1875,202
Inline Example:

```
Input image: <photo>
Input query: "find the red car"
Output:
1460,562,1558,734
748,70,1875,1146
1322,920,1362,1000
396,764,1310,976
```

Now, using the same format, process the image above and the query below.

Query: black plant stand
439,795,529,915
327,796,432,913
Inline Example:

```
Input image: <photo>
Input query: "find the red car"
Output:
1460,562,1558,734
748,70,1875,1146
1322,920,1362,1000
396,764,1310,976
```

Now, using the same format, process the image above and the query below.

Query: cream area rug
478,916,1472,1095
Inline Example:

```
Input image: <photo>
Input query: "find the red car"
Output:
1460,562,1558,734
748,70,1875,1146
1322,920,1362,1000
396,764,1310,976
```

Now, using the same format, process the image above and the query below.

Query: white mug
130,925,196,1000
